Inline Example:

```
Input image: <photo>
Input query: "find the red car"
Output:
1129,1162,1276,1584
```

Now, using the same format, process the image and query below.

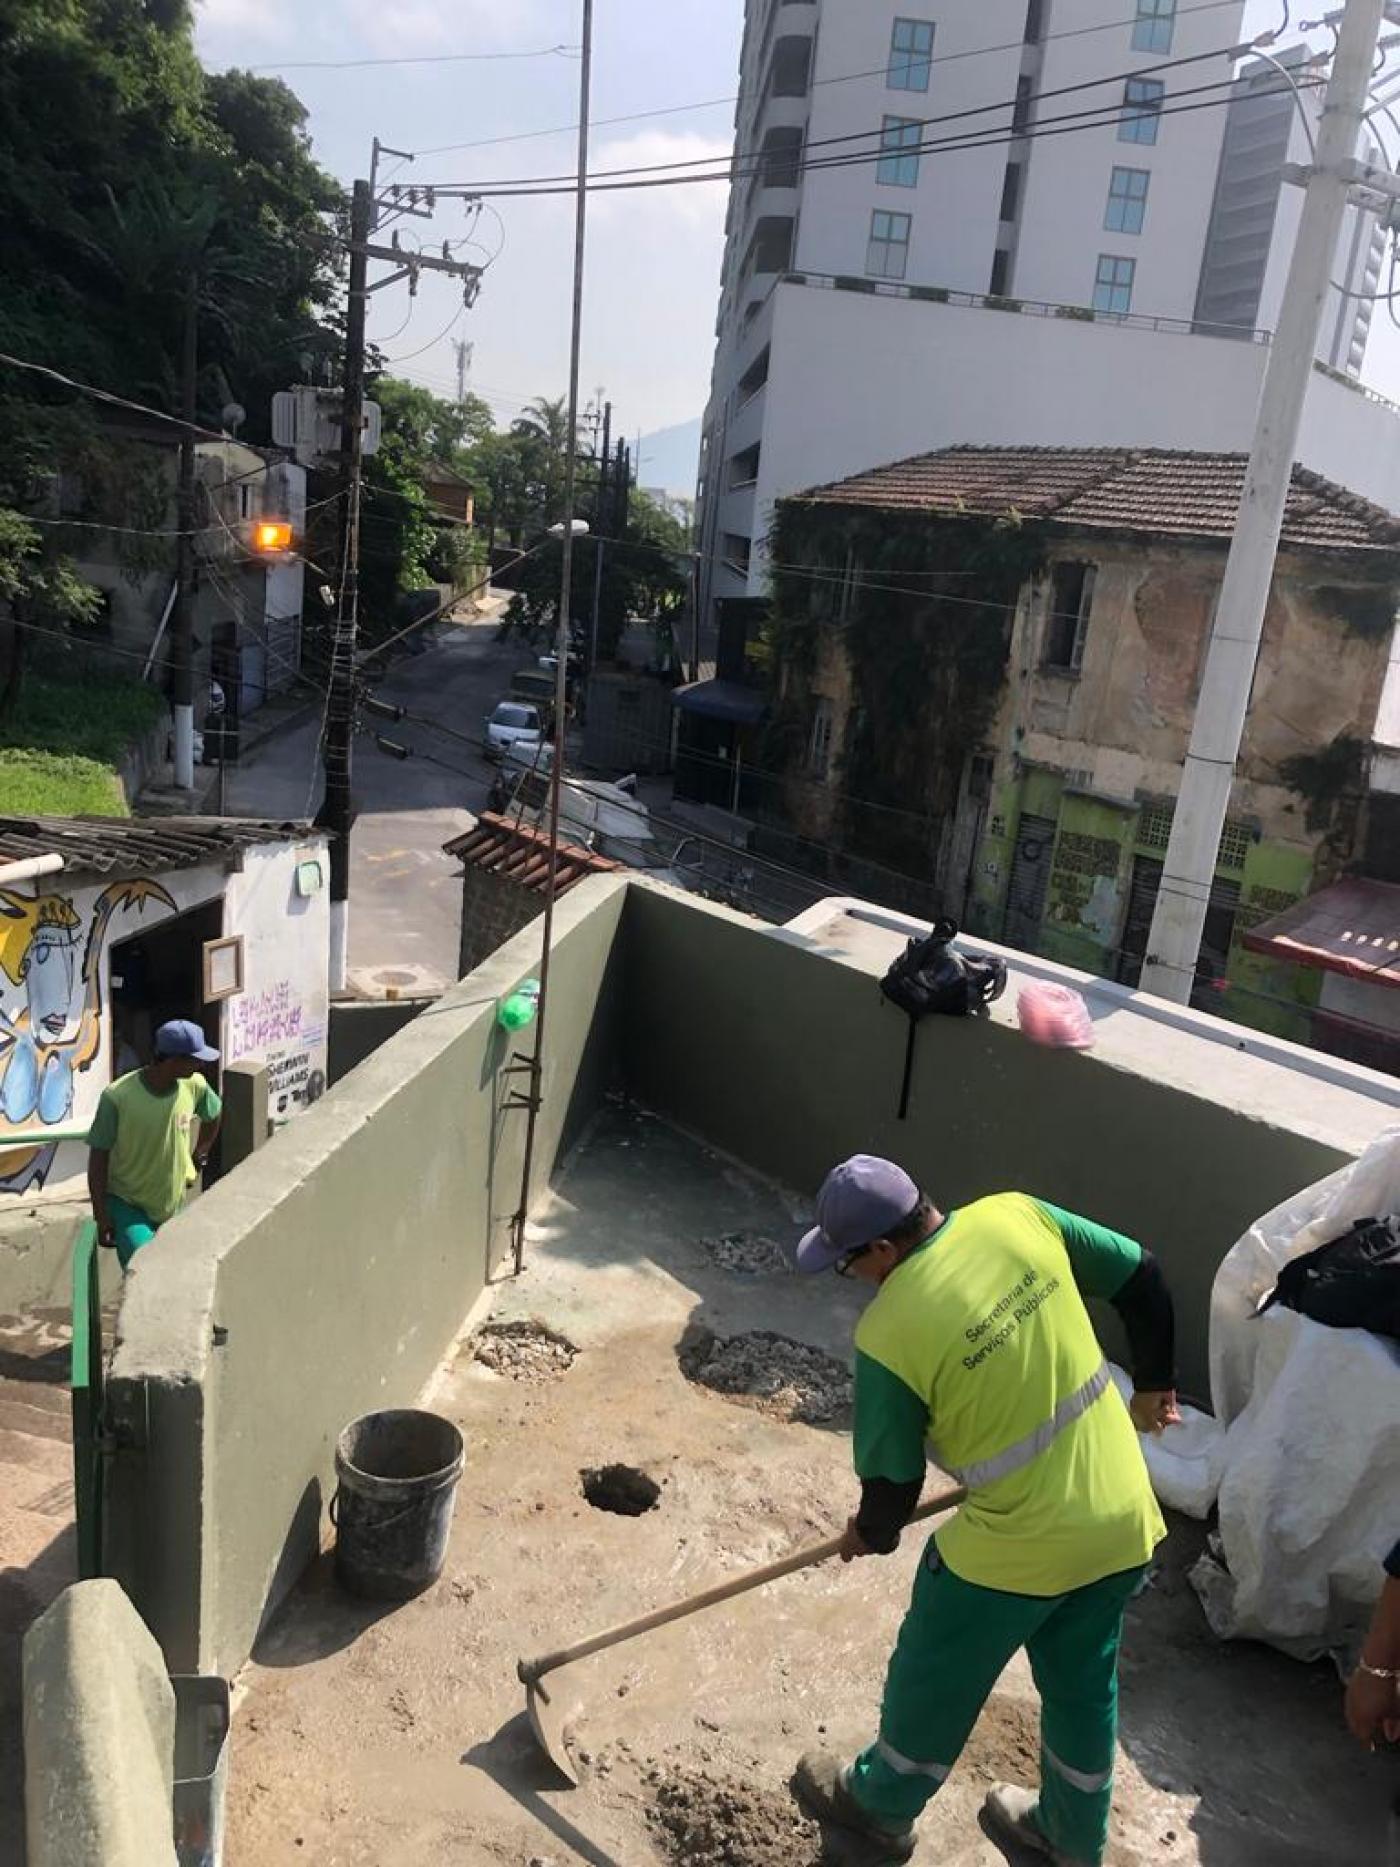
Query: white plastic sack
1108,1364,1225,1519
1190,1125,1400,1662
1210,1124,1400,1426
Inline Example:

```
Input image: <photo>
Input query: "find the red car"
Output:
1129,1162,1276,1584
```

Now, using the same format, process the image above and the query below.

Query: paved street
223,613,524,995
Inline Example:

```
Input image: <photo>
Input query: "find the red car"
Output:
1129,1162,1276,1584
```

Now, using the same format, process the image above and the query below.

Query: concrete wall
104,875,626,1676
23,1579,177,1867
458,870,543,978
618,884,1398,1398
326,996,433,1086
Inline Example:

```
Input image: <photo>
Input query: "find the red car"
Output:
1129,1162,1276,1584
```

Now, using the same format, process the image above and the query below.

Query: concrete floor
226,1109,1393,1866
222,613,520,995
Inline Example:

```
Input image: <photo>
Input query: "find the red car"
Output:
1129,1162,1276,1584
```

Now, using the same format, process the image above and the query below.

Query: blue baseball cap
155,1018,219,1064
796,1155,921,1275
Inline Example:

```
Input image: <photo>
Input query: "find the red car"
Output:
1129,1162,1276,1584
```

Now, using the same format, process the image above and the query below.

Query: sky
193,1,1400,487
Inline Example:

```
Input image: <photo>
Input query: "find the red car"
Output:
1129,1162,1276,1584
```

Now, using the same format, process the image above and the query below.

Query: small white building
0,816,332,1204
697,1,1388,627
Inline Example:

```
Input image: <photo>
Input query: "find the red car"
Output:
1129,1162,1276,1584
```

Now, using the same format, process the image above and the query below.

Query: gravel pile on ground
645,1764,822,1867
678,1327,852,1424
471,1319,576,1382
700,1231,791,1276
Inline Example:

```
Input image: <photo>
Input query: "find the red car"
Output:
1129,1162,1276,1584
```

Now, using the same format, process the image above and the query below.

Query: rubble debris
678,1327,853,1424
471,1319,577,1382
700,1231,791,1276
581,1463,661,1516
646,1762,822,1867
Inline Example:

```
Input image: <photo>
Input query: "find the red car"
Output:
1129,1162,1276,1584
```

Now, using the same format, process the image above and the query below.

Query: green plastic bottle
497,978,541,1031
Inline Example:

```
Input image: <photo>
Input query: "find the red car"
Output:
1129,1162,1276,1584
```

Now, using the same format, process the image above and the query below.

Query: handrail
0,1125,89,1152
70,1219,104,1580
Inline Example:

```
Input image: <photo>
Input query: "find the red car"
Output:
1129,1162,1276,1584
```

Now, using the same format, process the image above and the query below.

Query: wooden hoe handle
521,1483,966,1683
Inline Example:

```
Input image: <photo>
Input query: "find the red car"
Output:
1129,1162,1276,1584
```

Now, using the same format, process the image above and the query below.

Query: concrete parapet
23,1578,177,1867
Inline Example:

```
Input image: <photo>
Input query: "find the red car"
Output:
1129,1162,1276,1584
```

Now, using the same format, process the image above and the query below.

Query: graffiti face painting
0,878,176,1187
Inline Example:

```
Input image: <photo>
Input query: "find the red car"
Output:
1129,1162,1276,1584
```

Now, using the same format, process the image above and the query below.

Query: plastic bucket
332,1409,465,1600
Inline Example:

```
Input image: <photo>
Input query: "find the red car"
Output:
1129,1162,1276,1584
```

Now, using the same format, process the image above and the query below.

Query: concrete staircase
0,1307,77,1867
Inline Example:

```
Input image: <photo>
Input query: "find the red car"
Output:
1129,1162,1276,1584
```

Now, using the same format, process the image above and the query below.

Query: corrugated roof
443,812,619,897
795,446,1400,553
1242,876,1400,987
0,815,318,877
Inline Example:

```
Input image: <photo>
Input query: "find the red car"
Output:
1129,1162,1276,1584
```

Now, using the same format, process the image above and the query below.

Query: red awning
1242,876,1400,988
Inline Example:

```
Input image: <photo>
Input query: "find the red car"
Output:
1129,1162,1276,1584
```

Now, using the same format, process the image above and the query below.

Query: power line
424,78,1321,202
0,351,231,442
246,43,580,73
419,40,1259,193
401,0,1249,160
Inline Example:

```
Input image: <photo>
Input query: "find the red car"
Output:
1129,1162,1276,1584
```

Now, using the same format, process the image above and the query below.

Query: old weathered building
764,444,1400,1048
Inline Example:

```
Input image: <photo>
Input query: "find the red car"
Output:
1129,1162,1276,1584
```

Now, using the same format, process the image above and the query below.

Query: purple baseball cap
796,1155,921,1275
155,1018,219,1065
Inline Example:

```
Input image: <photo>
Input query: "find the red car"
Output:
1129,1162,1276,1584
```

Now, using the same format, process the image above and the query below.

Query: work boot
793,1751,916,1865
982,1784,1093,1866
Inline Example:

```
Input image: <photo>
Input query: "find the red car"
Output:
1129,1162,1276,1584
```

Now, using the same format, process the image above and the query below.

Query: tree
0,1,344,708
509,394,577,528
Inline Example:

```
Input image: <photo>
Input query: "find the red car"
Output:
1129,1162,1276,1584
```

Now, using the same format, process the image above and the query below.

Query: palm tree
510,395,577,529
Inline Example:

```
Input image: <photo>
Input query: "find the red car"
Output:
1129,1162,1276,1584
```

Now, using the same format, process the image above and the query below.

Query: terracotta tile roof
1242,876,1400,987
795,446,1400,553
0,815,317,876
443,812,619,898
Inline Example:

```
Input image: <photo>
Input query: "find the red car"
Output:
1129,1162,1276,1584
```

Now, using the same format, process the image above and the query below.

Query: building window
999,161,1023,222
1120,76,1164,143
989,248,1011,296
1105,165,1150,233
1092,253,1136,314
1132,0,1176,54
722,532,752,575
877,116,922,187
888,18,935,92
1044,562,1096,671
809,699,835,778
867,209,912,279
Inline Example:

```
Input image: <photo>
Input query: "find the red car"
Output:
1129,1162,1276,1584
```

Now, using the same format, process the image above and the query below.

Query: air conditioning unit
271,388,381,466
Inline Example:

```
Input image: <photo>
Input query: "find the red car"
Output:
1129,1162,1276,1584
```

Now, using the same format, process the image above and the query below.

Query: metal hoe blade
519,1660,579,1785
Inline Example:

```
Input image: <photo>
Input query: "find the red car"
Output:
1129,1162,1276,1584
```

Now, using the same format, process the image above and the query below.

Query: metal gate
1117,856,1240,1010
1002,814,1057,953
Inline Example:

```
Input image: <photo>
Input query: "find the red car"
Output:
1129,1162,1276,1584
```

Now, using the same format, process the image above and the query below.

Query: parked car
487,738,557,812
509,667,558,708
482,700,544,762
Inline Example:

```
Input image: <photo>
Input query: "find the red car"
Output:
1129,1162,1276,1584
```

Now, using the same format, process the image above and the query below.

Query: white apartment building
696,0,1388,625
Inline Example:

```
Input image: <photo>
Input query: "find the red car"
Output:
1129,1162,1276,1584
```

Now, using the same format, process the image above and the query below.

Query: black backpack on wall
880,919,1007,1120
1258,1215,1400,1341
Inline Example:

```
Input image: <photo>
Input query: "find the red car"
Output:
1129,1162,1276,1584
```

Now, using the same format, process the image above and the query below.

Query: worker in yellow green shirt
792,1155,1179,1867
87,1020,223,1270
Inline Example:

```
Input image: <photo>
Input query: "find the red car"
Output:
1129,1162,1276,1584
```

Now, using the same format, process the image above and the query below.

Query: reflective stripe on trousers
946,1361,1111,1492
875,1737,950,1783
1044,1743,1113,1795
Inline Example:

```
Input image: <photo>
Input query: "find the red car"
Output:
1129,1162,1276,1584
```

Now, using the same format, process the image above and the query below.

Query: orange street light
252,518,294,553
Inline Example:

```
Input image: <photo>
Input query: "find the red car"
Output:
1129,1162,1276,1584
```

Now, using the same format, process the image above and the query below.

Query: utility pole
321,177,372,993
1139,0,1386,1003
589,399,611,671
171,271,199,791
512,0,594,1277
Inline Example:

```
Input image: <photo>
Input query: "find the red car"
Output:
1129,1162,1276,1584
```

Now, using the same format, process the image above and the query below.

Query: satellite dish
222,402,247,436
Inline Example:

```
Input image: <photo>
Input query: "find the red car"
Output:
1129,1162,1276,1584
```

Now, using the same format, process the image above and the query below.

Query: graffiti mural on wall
228,977,327,1118
0,879,176,1190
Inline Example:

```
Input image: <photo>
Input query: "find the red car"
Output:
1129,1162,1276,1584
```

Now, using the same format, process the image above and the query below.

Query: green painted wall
1222,842,1320,1042
1039,793,1134,974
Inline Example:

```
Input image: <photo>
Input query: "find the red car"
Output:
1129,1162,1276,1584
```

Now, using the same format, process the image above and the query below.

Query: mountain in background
635,416,701,498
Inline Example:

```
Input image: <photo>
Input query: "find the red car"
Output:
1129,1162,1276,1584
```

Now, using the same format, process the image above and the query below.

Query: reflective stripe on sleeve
946,1362,1111,1491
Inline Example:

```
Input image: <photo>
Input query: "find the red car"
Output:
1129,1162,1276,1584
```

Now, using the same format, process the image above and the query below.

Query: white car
482,700,544,762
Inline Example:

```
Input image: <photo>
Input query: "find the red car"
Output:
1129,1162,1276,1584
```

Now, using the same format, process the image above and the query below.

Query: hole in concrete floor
677,1327,853,1425
581,1463,661,1516
472,1319,577,1383
700,1231,790,1276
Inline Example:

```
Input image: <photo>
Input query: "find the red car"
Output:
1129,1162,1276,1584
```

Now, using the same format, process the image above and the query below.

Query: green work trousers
847,1541,1147,1865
